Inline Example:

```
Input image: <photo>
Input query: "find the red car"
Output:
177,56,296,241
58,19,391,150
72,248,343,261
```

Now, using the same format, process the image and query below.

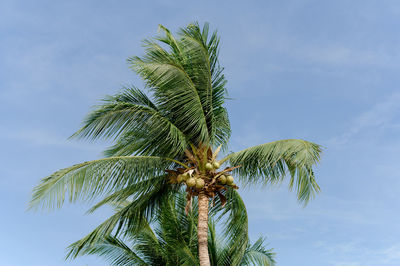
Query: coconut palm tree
71,191,276,266
30,22,322,266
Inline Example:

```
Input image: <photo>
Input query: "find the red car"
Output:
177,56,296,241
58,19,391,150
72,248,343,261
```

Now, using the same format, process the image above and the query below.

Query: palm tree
72,191,276,266
30,22,322,266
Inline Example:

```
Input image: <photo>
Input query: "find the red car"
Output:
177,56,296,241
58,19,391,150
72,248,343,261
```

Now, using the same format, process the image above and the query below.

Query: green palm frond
69,190,198,264
128,23,230,148
73,236,147,266
210,189,249,266
129,56,210,146
225,139,322,204
241,237,276,266
30,156,178,210
66,181,175,259
207,220,220,266
154,191,199,265
71,87,188,158
131,224,165,265
178,22,230,148
73,189,273,266
85,175,171,214
209,190,275,266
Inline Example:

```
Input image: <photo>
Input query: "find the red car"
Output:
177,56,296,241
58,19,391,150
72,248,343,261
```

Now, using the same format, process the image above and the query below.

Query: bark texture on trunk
198,192,210,266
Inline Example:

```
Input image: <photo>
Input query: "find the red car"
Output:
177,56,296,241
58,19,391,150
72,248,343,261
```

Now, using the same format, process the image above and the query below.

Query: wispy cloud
328,92,400,146
382,245,400,264
315,241,400,266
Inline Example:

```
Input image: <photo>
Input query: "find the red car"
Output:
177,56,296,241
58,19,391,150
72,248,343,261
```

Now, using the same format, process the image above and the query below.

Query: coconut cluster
204,161,236,187
174,160,236,190
205,161,220,171
216,174,235,187
175,171,206,189
168,145,240,210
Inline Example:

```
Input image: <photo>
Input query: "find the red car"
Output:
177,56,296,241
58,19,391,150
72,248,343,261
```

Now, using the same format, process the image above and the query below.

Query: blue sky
1,0,400,265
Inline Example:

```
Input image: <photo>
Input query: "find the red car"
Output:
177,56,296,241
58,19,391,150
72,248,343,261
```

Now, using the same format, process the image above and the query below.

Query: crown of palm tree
30,22,322,265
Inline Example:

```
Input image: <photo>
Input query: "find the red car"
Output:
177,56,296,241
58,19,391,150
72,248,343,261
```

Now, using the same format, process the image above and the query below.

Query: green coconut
218,175,227,184
212,161,220,169
182,172,190,181
186,178,196,187
195,178,205,189
177,175,184,183
205,163,213,171
226,175,234,185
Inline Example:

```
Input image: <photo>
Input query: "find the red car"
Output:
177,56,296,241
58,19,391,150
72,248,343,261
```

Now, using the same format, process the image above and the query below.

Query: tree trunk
198,192,210,266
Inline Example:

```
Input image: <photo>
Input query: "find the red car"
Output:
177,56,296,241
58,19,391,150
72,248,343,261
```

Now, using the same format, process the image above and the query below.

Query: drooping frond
70,190,198,264
169,189,199,253
208,220,221,266
129,223,165,265
70,188,274,265
240,237,276,266
66,202,145,259
66,181,175,259
210,189,249,266
71,87,188,158
85,175,168,214
225,139,322,204
154,192,199,265
72,236,147,266
208,190,275,266
29,156,178,210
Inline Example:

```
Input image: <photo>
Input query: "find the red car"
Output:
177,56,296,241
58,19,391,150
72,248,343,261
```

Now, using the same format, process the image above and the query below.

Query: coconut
212,161,220,169
177,175,184,183
182,172,190,181
226,175,234,185
218,175,227,184
205,163,213,171
186,178,196,187
195,178,205,189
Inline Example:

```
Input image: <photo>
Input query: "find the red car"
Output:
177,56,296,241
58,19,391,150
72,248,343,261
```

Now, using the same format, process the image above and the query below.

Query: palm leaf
225,139,322,204
128,23,230,148
156,191,199,265
69,188,274,266
29,156,178,210
71,236,147,266
71,87,188,158
66,181,175,259
207,220,220,266
241,237,276,266
85,175,172,214
129,49,210,146
210,189,249,265
179,22,231,148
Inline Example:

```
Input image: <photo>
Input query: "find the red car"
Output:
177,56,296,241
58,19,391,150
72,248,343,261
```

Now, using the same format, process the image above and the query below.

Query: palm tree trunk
198,192,210,266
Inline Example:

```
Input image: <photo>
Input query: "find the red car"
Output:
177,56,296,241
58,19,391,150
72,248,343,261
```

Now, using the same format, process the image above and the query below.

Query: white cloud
382,245,400,263
314,240,400,266
328,92,400,146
